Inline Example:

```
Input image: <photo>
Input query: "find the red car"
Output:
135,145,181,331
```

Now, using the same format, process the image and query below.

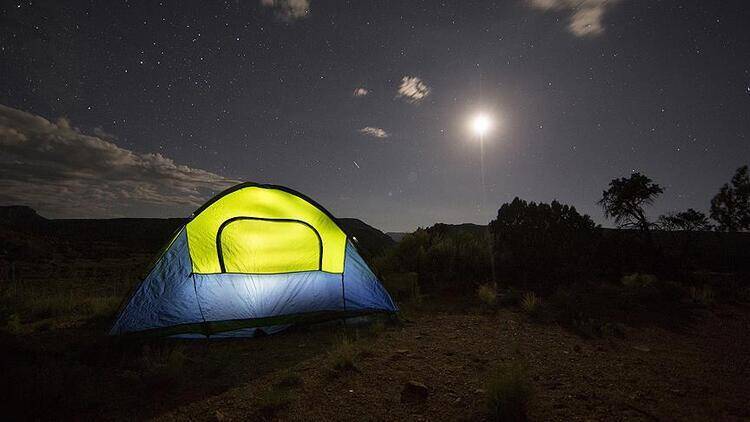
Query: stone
401,381,429,403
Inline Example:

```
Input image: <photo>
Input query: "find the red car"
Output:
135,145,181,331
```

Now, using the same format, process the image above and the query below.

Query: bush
485,362,533,422
489,198,598,292
381,272,421,304
377,224,492,293
477,283,497,307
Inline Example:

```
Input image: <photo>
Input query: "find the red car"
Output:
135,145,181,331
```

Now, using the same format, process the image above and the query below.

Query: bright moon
471,113,492,137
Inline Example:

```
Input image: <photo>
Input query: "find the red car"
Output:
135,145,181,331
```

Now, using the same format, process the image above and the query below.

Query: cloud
260,0,310,21
353,87,369,97
396,76,431,104
527,0,620,36
0,104,237,218
358,127,389,138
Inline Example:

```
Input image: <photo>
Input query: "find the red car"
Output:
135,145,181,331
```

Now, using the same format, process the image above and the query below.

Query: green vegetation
477,283,497,307
485,362,533,422
374,223,492,292
1,280,123,333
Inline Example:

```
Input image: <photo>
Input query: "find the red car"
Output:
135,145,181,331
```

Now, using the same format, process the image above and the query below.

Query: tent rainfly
110,182,397,338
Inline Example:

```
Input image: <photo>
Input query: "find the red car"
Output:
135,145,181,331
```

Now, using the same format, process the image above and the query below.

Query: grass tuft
520,292,540,317
328,336,359,372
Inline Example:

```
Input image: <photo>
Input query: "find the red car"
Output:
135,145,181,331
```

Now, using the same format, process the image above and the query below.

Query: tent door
216,217,322,274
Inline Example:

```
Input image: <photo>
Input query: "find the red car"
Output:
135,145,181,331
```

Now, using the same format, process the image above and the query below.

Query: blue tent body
110,183,397,338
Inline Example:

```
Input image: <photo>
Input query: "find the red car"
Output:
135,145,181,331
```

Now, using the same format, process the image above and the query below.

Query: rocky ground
155,306,750,421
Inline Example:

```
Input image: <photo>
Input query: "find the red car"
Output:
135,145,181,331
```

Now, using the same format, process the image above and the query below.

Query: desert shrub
379,224,492,292
621,274,685,305
328,336,358,372
485,362,533,422
489,198,598,292
381,272,421,304
477,283,497,307
520,292,541,318
689,285,715,307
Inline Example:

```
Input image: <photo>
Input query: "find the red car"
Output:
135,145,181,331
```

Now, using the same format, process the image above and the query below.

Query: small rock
401,381,429,403
474,388,486,395
632,345,651,352
395,349,409,354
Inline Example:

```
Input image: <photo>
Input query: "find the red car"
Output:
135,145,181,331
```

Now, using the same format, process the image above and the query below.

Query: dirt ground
151,306,750,422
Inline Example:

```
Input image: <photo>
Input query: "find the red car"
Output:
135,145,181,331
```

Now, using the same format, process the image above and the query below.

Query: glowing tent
110,183,397,337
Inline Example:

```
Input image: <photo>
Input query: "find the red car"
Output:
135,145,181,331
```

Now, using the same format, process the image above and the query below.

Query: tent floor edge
115,309,395,339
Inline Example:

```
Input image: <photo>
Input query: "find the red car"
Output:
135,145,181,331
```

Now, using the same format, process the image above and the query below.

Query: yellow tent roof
186,183,347,274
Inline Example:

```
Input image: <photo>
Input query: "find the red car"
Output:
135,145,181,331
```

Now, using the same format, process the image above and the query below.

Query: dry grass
328,336,359,372
520,292,540,317
1,282,121,331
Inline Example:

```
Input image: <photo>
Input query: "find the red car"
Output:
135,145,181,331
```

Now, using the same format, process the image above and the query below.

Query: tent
110,182,397,337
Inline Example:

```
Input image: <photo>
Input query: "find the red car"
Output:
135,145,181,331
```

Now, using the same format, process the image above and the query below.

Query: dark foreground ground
1,285,749,421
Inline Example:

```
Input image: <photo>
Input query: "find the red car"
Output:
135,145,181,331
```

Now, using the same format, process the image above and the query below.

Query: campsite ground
2,278,749,421
1,211,749,420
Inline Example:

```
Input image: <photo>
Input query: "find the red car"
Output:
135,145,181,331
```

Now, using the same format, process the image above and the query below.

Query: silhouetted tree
710,165,750,232
658,209,712,231
489,198,598,292
598,172,663,233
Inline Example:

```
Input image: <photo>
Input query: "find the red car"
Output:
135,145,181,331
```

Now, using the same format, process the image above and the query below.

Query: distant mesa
0,205,47,227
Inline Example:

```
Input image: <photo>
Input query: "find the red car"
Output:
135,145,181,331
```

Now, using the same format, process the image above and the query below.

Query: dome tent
110,182,397,338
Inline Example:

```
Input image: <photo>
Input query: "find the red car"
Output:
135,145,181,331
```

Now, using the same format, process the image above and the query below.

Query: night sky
1,0,749,232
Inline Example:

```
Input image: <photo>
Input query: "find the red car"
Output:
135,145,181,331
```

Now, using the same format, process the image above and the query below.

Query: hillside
0,206,394,263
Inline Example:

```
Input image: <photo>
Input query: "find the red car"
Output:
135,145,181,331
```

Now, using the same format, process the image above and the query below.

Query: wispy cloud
0,104,237,218
358,126,389,138
353,87,369,97
260,0,310,21
528,0,621,37
396,76,431,104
